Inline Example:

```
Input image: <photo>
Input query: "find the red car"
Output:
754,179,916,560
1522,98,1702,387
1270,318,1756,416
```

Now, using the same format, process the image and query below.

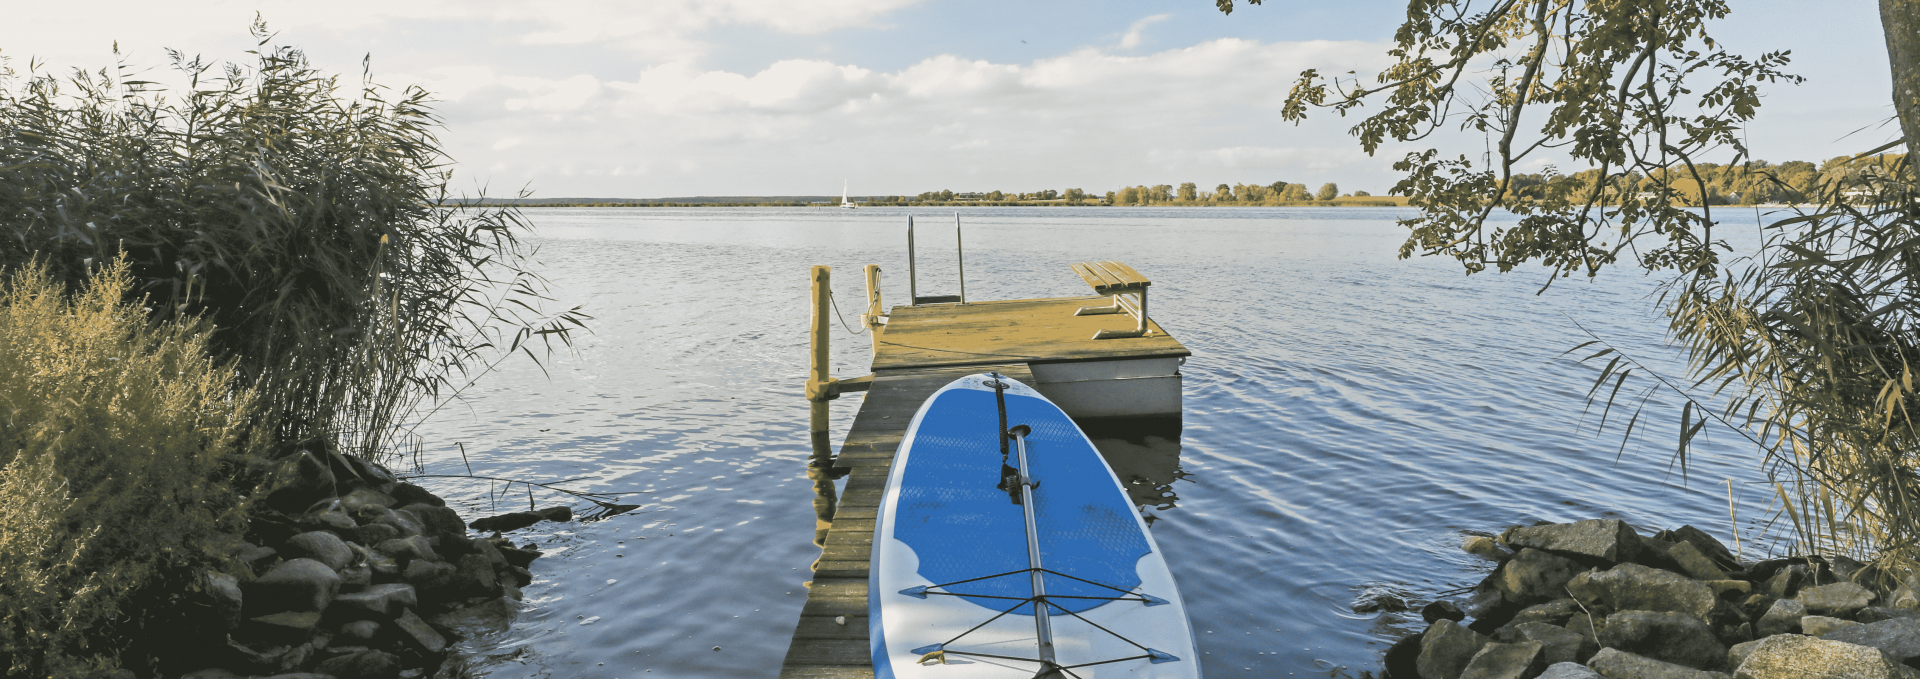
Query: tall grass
0,20,585,464
0,258,256,678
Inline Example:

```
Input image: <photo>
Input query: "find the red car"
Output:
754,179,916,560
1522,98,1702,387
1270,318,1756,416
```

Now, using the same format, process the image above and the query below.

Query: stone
1507,599,1582,628
431,597,519,638
405,560,458,591
1500,520,1642,564
392,608,447,655
388,482,444,508
341,488,398,513
468,511,545,533
352,543,401,583
1425,600,1468,624
282,532,353,572
337,619,382,644
1656,526,1742,572
300,502,359,533
339,563,372,593
238,542,279,571
181,669,247,679
1765,565,1807,599
1859,607,1920,624
1634,538,1688,573
1501,549,1582,605
265,451,335,512
246,611,323,646
1540,663,1603,679
1386,633,1424,679
359,506,425,538
353,522,400,547
1891,585,1920,610
1668,541,1731,581
1599,610,1727,670
1496,622,1585,666
1466,536,1514,560
534,505,571,522
1586,648,1730,679
1726,639,1763,672
1801,582,1877,617
331,583,419,619
1802,615,1862,637
244,559,341,615
1703,580,1750,598
343,455,398,487
203,571,245,630
1821,616,1920,664
1581,563,1718,619
401,504,467,541
505,566,532,588
1459,641,1545,679
1756,598,1806,637
453,554,500,596
1418,619,1489,679
1733,633,1916,679
376,536,438,567
315,649,401,679
495,543,542,569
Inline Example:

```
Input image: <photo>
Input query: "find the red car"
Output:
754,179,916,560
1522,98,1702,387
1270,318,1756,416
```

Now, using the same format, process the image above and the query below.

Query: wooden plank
794,614,870,640
871,298,1184,371
779,667,875,679
783,640,875,666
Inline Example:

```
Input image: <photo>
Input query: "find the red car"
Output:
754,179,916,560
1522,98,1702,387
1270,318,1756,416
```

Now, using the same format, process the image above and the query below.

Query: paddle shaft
1012,431,1057,667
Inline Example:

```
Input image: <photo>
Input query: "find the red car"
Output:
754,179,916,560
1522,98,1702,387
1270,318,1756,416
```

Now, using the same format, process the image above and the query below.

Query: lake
407,206,1782,678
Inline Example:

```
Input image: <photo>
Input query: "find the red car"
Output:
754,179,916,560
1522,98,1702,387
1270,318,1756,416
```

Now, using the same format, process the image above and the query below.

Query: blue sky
3,1,1892,198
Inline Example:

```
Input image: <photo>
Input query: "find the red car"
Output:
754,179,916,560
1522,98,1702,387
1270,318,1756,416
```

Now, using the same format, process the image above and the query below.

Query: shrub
0,258,256,677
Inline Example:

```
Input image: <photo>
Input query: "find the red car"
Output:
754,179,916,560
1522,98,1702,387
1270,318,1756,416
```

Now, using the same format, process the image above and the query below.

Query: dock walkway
779,296,1189,679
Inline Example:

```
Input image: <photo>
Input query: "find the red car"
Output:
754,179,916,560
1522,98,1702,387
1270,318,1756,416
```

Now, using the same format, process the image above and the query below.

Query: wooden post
864,264,884,356
955,212,965,304
907,216,917,305
808,265,833,464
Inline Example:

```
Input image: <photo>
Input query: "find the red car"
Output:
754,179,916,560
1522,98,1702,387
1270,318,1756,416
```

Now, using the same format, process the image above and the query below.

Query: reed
0,21,587,465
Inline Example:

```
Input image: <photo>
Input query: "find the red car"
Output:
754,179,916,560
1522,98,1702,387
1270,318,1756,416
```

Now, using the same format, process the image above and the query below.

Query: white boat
843,181,858,209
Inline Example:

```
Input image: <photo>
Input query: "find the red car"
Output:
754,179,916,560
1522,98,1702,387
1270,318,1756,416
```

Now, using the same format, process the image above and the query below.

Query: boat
843,181,858,209
870,373,1200,678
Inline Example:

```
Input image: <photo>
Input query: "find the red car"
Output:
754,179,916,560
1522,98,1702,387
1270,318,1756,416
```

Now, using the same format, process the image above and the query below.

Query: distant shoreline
454,196,1414,208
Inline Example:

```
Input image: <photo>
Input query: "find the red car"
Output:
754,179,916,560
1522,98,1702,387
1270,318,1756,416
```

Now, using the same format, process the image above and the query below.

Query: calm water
409,206,1784,678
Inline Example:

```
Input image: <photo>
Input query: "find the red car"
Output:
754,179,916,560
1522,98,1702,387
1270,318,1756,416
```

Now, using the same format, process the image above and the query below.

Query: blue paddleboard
870,373,1200,678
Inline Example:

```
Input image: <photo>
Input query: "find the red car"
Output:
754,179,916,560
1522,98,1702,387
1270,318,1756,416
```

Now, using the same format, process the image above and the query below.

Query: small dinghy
870,373,1200,678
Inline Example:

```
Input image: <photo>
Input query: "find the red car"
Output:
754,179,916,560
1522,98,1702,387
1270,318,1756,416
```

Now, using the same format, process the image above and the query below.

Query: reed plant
0,20,585,464
0,258,256,678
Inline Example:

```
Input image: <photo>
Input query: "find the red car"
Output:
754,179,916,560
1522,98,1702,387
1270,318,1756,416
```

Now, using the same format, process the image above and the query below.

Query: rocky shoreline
1379,518,1920,679
166,449,567,679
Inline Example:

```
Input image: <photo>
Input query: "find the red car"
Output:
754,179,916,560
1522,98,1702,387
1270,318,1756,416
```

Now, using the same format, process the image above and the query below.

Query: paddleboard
870,373,1200,678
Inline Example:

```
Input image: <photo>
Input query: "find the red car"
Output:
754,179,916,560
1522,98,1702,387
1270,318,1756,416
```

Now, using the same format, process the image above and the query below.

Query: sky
1,1,1894,199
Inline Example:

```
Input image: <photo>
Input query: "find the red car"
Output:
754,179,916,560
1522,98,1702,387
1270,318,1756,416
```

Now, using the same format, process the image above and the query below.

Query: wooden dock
779,294,1190,678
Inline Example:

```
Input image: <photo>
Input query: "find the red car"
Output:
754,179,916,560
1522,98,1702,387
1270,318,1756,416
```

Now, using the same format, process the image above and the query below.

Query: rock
1500,520,1642,564
376,536,438,567
238,542,279,572
534,505,571,522
1703,581,1750,598
506,565,532,588
1859,607,1920,624
452,554,500,596
244,559,342,615
1634,538,1689,574
470,537,509,570
342,488,399,513
1467,536,1514,560
204,571,245,630
468,511,545,533
339,563,372,593
1496,622,1585,666
1726,639,1764,672
1765,565,1807,599
1425,601,1468,624
1419,619,1489,679
337,619,382,644
1890,585,1920,610
282,531,353,572
245,611,323,646
180,669,247,679
331,583,419,619
342,455,398,487
1821,616,1920,664
353,522,400,547
1460,641,1545,679
1668,541,1731,581
1801,582,1876,617
258,674,333,679
1741,594,1779,622
431,597,519,638
351,543,401,583
1580,563,1718,619
316,649,401,679
1756,598,1806,637
401,504,467,541
1732,633,1916,679
1599,610,1726,670
1501,549,1582,605
359,506,425,538
1656,526,1741,572
1510,599,1582,628
391,608,447,655
300,501,359,533
1586,648,1730,679
1540,663,1603,679
1386,633,1424,679
1802,615,1862,637
404,560,457,592
389,482,444,508
265,451,336,512
495,543,542,569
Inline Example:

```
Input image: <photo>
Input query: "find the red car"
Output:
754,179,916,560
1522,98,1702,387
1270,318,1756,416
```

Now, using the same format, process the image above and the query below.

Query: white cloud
1119,14,1169,50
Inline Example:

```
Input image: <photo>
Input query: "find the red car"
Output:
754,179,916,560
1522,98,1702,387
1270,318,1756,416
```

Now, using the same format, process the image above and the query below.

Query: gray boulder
358,506,424,538
339,563,372,593
300,501,358,533
282,531,353,571
244,559,341,615
179,669,246,679
1756,598,1806,637
1656,526,1741,572
1599,610,1727,670
1420,619,1490,679
1540,663,1603,679
1587,648,1730,679
1497,621,1586,666
1764,565,1807,598
1460,641,1545,679
1466,536,1515,560
331,583,419,620
1501,549,1582,604
245,610,322,646
1859,607,1920,624
390,608,447,655
401,504,466,541
404,559,457,592
1501,520,1642,564
388,482,444,508
1801,582,1877,617
353,522,400,547
337,619,382,644
341,488,398,513
315,649,400,679
453,553,500,597
1732,633,1916,679
1802,615,1862,637
1577,563,1718,619
1725,639,1763,672
376,535,438,566
203,571,244,630
1821,616,1920,665
1510,599,1582,628
351,543,401,582
1668,541,1730,581
1425,600,1468,624
431,596,520,638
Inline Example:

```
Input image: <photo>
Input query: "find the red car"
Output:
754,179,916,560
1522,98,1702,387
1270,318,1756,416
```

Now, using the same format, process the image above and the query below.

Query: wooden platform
779,297,1192,678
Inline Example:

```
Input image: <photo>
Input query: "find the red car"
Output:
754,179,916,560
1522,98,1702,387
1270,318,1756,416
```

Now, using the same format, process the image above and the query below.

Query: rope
826,289,869,335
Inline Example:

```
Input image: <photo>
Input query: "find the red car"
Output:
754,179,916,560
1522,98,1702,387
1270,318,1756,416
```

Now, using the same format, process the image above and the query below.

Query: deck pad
870,373,1200,679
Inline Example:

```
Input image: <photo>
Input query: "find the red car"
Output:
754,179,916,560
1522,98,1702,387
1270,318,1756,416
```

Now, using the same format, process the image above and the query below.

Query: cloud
1119,14,1169,50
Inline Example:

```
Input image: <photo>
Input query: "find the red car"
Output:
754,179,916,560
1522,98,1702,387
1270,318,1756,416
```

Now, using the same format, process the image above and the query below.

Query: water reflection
1082,416,1187,512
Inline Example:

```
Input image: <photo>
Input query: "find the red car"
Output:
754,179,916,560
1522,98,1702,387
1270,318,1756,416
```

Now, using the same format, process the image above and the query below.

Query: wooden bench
1069,261,1152,339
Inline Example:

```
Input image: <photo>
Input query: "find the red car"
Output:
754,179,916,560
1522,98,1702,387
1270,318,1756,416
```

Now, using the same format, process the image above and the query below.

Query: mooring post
907,216,918,305
864,264,884,354
807,265,834,464
955,212,965,304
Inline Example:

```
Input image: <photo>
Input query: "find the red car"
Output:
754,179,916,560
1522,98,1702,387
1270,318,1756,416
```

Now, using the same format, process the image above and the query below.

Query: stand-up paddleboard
871,373,1200,678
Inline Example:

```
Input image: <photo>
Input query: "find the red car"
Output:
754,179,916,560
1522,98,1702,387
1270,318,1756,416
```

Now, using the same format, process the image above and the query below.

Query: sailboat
842,180,858,209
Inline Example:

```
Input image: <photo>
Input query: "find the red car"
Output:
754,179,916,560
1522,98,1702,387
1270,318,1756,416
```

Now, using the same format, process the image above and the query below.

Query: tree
1315,183,1339,201
1355,190,1372,196
1283,184,1312,201
1213,184,1232,202
1219,0,1920,570
1117,186,1140,204
988,190,1005,201
1179,182,1199,201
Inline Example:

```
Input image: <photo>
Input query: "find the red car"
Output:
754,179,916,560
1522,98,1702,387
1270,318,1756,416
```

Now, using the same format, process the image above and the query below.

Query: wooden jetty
780,258,1190,678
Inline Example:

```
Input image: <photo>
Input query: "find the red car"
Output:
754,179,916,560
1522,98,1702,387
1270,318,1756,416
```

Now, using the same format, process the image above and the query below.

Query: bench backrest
1070,261,1150,294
